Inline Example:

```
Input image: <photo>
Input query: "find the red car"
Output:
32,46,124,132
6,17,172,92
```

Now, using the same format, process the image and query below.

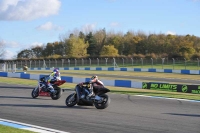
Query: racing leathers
45,70,61,94
80,78,105,98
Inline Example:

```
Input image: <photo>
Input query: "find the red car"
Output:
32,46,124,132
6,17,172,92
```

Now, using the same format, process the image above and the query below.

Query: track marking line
135,95,200,103
0,118,70,133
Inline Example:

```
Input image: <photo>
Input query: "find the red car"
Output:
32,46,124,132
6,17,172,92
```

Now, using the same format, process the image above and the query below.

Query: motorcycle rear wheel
65,93,77,107
94,94,110,109
50,86,62,100
31,87,39,98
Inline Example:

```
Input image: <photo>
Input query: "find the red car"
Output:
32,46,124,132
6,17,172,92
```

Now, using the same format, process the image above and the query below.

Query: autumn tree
106,32,124,55
66,36,89,57
93,28,107,55
100,45,119,56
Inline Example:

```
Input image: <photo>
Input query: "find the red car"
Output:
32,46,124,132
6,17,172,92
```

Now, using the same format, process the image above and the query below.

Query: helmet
91,75,98,80
53,68,59,73
53,68,60,77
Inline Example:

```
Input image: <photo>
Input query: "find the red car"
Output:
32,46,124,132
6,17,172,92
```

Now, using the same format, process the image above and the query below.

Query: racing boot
50,89,57,95
48,85,56,95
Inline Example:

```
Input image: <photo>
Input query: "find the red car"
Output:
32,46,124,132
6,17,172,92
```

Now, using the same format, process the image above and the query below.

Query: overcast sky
0,0,200,59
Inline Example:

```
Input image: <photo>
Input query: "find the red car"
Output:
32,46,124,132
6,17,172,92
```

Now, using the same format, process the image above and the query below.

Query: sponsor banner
142,82,200,94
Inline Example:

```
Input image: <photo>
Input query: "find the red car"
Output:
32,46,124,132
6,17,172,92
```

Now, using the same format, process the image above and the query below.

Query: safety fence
0,63,16,72
2,58,200,70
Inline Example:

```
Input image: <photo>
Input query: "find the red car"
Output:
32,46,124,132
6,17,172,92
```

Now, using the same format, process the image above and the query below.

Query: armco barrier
142,82,200,94
16,67,200,75
0,72,143,88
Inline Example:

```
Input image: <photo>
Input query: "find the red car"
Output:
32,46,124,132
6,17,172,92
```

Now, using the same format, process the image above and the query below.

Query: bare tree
0,40,5,59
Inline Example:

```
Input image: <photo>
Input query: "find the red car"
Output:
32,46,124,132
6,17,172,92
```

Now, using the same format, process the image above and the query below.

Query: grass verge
0,125,35,133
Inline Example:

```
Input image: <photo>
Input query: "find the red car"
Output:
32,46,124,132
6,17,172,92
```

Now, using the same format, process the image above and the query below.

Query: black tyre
51,86,62,100
65,93,77,107
94,94,110,109
31,87,39,98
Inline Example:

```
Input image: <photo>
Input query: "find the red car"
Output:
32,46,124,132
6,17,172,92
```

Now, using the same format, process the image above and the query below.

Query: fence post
2,63,5,72
13,64,16,73
68,59,70,67
55,59,57,67
131,58,133,66
105,58,108,66
122,58,124,66
184,58,186,69
62,59,64,67
162,58,165,69
113,58,115,67
113,58,118,68
75,59,76,67
49,59,50,68
141,58,143,68
30,60,32,68
172,58,175,69
89,58,91,66
197,58,199,69
151,58,153,68
82,58,84,66
97,58,99,66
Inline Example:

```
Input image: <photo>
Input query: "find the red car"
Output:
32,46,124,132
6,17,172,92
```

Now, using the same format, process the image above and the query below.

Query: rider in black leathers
79,75,105,98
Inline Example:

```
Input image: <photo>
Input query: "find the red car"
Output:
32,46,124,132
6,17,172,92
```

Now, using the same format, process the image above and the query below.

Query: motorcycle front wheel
65,93,77,107
31,87,39,98
94,94,110,109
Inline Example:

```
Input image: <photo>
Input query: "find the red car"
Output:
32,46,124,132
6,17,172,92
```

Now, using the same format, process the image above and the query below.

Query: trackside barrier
142,82,200,94
0,72,143,88
1,72,199,94
16,67,200,75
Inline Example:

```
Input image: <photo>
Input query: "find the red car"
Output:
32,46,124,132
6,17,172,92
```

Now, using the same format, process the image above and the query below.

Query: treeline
17,29,200,60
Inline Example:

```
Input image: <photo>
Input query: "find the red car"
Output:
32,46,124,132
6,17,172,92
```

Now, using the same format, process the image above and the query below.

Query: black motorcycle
65,83,110,109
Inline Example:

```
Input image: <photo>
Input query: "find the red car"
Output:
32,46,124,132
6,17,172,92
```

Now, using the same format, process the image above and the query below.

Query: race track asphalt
0,83,200,133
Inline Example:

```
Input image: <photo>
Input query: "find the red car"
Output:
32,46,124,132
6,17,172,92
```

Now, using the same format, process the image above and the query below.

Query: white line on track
135,95,200,102
0,118,70,133
110,93,200,103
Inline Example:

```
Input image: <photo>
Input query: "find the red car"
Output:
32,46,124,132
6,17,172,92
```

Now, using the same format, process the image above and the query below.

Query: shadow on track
0,96,33,99
0,85,33,90
164,113,200,117
0,103,93,109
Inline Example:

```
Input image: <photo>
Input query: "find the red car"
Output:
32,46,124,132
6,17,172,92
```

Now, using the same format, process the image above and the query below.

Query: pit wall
17,67,200,75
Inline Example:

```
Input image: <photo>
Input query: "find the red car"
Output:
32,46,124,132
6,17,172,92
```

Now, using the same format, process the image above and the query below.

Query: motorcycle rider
45,68,61,94
79,75,105,98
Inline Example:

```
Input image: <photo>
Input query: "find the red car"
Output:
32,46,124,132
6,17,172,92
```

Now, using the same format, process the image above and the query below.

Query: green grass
0,125,35,133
